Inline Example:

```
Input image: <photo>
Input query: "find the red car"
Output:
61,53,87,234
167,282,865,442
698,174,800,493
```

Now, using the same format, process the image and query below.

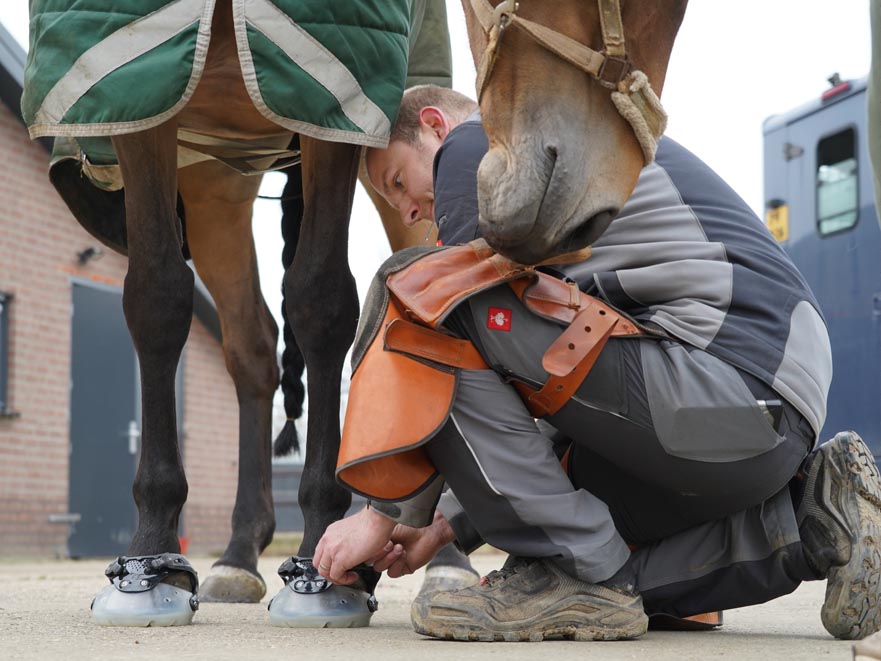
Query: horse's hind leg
177,161,279,602
91,119,197,626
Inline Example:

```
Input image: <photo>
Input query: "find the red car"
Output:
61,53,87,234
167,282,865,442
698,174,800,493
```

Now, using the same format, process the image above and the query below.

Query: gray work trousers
430,285,819,618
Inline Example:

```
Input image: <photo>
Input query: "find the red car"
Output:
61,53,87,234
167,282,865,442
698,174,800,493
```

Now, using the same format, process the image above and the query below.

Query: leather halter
468,0,668,163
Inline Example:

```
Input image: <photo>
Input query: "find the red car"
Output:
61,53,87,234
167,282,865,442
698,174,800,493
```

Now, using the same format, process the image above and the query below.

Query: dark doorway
68,282,138,557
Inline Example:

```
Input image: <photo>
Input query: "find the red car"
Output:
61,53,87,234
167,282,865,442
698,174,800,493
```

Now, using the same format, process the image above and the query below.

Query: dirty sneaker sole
411,590,648,642
820,431,881,640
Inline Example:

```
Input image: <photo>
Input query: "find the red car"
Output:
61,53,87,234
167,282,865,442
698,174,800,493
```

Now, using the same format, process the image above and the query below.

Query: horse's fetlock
260,518,276,551
243,511,277,552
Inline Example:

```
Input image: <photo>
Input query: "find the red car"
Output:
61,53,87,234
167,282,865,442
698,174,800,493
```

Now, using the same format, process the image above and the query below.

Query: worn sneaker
410,557,648,642
798,431,881,639
417,564,480,597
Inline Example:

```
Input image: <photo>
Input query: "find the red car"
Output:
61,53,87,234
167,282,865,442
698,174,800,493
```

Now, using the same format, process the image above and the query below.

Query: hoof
418,565,480,598
200,566,266,603
91,554,199,627
268,557,378,628
268,582,377,628
92,581,197,627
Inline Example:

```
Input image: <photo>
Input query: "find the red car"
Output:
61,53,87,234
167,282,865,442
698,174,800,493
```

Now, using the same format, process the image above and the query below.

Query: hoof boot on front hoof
91,554,199,627
268,557,378,628
200,565,266,603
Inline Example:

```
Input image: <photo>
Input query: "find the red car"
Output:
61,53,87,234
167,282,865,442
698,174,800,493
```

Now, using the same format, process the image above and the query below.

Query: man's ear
418,106,451,144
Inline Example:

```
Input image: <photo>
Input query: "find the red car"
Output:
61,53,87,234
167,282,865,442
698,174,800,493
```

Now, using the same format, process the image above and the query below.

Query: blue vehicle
763,75,881,459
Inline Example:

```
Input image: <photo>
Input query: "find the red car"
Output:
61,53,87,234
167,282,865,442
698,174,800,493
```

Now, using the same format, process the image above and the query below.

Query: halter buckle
492,0,518,33
597,55,632,89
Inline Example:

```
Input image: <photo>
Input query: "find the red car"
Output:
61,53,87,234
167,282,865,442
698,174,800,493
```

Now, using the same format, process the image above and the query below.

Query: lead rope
468,0,667,163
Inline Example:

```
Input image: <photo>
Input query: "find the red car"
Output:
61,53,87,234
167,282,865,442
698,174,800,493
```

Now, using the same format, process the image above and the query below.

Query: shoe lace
480,557,536,587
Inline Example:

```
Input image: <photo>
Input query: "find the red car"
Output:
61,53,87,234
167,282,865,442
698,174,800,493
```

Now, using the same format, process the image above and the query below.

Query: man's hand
313,507,397,585
372,511,456,578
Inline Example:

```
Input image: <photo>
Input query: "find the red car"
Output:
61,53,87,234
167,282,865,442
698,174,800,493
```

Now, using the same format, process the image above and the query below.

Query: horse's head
462,0,687,264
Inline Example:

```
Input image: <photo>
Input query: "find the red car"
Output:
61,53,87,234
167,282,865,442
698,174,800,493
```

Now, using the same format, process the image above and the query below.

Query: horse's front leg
91,119,198,626
289,137,361,556
268,137,370,628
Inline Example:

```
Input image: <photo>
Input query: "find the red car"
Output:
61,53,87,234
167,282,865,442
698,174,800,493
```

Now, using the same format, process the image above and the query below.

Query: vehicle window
817,128,858,235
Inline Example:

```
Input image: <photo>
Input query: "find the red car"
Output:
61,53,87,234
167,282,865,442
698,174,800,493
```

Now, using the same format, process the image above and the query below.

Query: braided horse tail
273,135,306,457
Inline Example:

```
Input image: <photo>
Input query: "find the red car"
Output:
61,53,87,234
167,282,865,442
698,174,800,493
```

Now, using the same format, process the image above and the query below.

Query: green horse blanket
22,0,418,149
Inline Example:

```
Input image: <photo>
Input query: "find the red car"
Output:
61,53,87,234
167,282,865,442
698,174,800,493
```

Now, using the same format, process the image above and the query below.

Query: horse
22,0,462,627
455,0,728,633
22,0,688,628
460,0,688,265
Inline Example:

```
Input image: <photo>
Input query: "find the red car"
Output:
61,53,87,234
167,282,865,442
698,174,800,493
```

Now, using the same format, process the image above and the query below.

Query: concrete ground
0,551,864,660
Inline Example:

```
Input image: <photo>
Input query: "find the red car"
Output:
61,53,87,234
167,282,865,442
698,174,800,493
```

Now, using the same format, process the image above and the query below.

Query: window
0,293,9,414
817,128,858,235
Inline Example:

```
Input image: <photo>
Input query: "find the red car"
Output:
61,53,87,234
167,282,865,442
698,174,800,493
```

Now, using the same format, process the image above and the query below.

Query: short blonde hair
390,85,478,146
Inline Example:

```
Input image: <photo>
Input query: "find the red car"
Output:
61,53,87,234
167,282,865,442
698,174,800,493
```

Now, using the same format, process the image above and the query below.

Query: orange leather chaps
336,240,642,501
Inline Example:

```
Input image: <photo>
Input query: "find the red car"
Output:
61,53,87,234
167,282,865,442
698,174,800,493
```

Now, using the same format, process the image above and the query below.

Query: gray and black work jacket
432,115,832,439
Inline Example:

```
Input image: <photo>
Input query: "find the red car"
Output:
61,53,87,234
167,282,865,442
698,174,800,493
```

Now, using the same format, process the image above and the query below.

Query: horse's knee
123,257,194,360
284,268,358,360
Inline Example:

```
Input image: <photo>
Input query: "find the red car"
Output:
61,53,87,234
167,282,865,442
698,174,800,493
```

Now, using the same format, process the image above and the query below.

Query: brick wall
0,101,240,556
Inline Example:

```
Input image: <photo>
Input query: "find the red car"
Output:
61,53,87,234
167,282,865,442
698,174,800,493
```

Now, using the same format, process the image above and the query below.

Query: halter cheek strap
469,0,667,163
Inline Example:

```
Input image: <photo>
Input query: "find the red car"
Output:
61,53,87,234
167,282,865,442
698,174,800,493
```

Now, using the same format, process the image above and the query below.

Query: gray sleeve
437,490,485,554
368,473,444,527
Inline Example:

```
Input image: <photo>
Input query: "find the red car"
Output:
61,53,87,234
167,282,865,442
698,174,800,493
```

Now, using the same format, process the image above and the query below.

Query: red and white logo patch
487,307,512,332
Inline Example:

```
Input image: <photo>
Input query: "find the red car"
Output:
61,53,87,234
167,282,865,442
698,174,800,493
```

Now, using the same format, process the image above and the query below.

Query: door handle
127,420,141,455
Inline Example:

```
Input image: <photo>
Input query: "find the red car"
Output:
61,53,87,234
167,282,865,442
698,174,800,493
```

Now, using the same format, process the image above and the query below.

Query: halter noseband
469,0,667,163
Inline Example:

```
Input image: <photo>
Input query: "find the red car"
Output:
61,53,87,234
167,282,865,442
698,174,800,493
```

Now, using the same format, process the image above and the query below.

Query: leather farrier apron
336,239,644,502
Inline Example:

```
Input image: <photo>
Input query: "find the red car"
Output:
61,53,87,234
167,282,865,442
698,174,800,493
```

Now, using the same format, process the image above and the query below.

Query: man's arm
368,474,445,527
436,490,485,554
313,506,397,584
368,489,484,578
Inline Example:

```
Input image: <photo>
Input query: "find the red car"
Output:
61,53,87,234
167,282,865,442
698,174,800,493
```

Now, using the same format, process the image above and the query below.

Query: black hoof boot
91,554,199,627
268,557,379,628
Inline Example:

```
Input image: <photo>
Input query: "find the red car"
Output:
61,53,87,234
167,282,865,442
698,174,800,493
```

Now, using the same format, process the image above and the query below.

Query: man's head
366,85,477,227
